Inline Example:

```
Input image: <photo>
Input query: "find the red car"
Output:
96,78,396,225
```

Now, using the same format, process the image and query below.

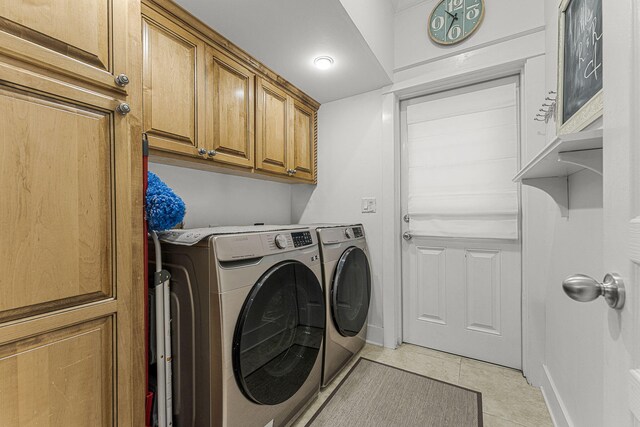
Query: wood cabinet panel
0,0,128,92
142,7,205,157
205,47,254,168
256,78,289,175
0,80,113,322
290,99,316,182
0,317,113,426
0,0,110,70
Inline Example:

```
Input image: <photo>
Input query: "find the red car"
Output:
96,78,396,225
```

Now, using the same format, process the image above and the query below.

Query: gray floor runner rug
306,358,482,427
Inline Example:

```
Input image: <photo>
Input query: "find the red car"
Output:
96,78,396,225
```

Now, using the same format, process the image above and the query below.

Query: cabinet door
0,71,114,322
205,47,254,168
142,5,205,157
0,318,114,426
0,0,129,93
290,99,317,182
0,47,143,425
256,78,289,176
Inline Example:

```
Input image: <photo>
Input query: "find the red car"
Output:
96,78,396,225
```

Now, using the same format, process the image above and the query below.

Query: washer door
331,246,371,337
233,261,325,405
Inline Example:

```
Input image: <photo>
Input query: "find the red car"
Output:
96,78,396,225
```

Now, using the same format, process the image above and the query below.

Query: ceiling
175,0,392,104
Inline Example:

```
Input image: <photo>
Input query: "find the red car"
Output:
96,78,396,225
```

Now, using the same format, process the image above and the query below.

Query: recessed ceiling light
314,56,334,70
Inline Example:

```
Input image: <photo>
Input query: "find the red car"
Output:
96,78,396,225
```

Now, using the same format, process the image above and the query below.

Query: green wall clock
428,0,485,46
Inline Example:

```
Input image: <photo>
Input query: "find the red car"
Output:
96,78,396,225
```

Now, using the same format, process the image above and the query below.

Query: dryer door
331,247,372,337
233,261,325,405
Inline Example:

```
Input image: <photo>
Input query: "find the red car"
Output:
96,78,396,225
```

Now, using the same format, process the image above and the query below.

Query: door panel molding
465,249,502,335
414,246,447,325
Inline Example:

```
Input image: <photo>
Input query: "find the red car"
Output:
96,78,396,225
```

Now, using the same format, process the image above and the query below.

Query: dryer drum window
232,261,325,405
331,247,372,337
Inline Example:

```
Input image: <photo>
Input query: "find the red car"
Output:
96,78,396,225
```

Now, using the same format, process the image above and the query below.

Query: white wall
149,162,292,228
394,0,545,71
530,1,606,425
339,0,395,78
291,89,386,345
542,171,604,427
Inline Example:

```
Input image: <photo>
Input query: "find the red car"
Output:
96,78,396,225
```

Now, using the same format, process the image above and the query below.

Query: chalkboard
560,0,603,124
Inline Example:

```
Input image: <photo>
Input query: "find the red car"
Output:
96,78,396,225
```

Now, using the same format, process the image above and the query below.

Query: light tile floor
293,343,553,427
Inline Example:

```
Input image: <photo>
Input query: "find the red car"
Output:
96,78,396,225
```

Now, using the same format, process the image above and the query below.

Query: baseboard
365,324,384,346
540,364,573,427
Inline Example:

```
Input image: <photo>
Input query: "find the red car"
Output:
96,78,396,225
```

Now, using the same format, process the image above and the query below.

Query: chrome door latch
562,273,625,309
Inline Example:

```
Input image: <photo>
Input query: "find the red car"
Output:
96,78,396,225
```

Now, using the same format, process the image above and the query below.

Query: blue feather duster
146,172,186,231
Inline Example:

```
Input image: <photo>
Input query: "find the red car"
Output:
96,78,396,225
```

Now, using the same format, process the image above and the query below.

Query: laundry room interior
1,0,638,426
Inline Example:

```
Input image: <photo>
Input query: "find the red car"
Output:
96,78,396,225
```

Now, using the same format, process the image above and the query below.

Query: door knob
197,148,207,155
115,103,131,115
402,232,412,241
114,73,130,87
562,273,625,309
207,150,217,157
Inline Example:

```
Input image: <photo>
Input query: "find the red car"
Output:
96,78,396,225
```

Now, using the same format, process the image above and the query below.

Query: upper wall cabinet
0,0,129,93
142,0,319,183
205,46,255,168
256,78,290,176
142,5,205,157
255,79,317,182
291,99,317,182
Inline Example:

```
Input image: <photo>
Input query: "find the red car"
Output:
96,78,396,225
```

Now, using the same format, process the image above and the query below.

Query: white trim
365,324,385,346
395,26,546,73
381,90,402,348
540,364,574,427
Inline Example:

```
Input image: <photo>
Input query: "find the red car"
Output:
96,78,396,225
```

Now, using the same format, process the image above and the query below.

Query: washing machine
312,224,371,387
150,225,325,427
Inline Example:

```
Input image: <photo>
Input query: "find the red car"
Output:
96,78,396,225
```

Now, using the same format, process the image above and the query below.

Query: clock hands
446,11,459,34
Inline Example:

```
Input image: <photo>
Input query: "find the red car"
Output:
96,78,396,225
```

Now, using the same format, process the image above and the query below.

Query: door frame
380,37,545,382
398,75,523,366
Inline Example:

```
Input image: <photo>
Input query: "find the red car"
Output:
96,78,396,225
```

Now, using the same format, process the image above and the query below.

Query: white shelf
513,129,603,218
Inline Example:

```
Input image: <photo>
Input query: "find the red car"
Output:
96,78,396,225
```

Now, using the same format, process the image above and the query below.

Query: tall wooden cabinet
142,0,320,183
0,0,144,425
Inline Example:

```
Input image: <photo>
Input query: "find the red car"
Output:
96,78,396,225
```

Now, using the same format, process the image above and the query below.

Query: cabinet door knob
114,73,130,87
291,169,297,174
116,103,131,115
562,273,625,309
198,148,207,155
207,150,217,157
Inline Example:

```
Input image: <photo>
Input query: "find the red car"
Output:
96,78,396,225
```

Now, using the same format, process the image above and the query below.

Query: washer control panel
353,226,363,238
292,231,313,248
274,234,288,249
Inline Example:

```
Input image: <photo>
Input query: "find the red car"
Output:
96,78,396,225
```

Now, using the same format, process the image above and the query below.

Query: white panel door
401,78,522,369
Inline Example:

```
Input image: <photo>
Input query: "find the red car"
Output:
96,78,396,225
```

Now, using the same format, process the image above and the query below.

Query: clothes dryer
312,224,371,387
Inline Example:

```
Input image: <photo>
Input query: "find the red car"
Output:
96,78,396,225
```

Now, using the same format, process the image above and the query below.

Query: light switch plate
361,197,376,213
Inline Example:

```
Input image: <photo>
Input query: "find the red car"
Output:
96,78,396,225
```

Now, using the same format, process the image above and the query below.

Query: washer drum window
233,261,325,405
